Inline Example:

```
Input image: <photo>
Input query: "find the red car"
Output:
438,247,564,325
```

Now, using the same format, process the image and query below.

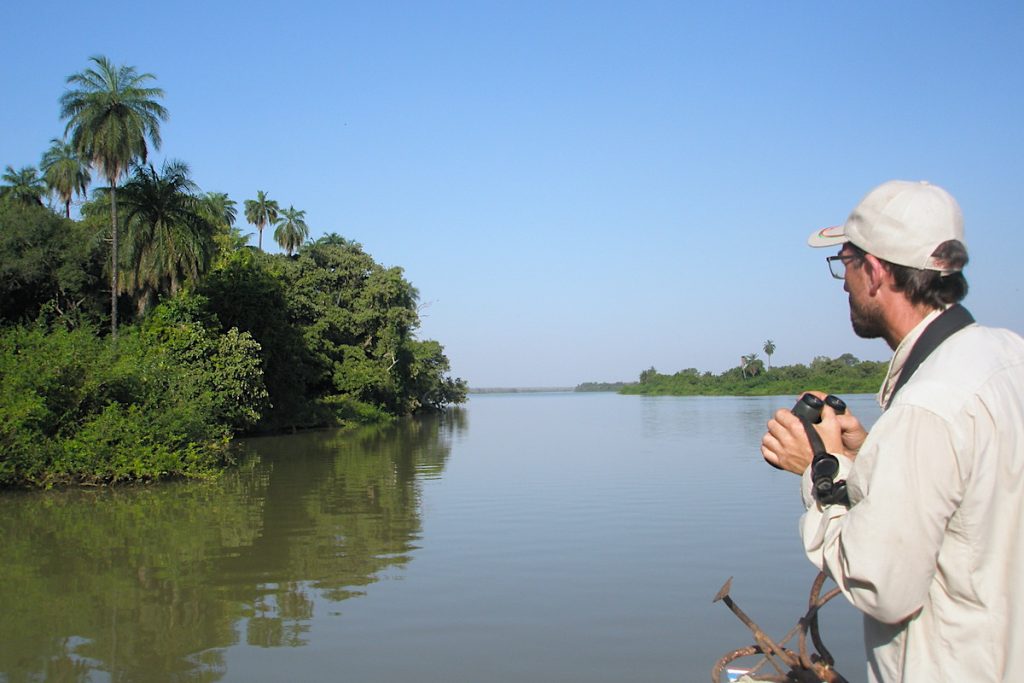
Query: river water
0,392,881,683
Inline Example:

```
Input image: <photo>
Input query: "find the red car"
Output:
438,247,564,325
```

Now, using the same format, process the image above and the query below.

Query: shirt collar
877,307,947,408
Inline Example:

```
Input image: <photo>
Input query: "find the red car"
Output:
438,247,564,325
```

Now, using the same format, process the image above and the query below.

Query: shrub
0,315,264,488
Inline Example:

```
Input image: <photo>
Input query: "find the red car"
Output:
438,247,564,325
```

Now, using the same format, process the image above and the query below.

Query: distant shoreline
468,357,888,397
468,387,576,394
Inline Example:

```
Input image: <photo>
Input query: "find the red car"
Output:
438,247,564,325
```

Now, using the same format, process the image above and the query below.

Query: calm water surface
0,393,881,682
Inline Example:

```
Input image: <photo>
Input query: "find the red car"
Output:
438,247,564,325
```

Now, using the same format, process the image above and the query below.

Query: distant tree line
574,382,633,392
619,353,887,397
0,56,466,488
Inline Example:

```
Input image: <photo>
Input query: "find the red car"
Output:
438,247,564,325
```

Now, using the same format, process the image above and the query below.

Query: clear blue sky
3,1,1022,387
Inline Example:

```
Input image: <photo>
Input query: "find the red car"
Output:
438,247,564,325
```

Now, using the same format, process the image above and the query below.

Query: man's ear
862,254,889,296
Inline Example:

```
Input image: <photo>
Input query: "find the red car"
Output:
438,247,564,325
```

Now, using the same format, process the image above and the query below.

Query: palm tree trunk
110,181,119,338
65,200,71,219
258,224,263,251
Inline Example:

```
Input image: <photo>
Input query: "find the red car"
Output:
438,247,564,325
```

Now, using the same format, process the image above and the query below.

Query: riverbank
1,204,466,490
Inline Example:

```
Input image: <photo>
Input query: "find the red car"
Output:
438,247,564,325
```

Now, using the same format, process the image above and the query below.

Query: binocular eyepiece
792,393,846,423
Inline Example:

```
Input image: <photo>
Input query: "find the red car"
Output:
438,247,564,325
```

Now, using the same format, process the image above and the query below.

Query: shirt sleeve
799,405,965,625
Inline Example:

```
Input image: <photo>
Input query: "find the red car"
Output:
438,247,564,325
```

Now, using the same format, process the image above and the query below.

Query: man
760,180,1024,683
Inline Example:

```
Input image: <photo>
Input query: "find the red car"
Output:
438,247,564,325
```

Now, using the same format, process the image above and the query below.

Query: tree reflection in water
0,410,466,681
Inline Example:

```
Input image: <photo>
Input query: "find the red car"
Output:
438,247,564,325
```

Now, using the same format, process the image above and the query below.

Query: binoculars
792,393,849,506
792,393,846,423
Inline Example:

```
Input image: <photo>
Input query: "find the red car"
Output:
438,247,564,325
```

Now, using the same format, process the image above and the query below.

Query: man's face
841,246,886,340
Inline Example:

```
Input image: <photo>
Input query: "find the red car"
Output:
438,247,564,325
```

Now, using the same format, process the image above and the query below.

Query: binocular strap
799,416,849,506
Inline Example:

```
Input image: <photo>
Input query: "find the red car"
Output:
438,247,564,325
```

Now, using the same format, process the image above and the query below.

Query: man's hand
760,392,868,474
761,408,816,474
835,409,868,458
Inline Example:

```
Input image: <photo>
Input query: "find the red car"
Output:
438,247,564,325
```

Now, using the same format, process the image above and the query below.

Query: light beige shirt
800,319,1024,682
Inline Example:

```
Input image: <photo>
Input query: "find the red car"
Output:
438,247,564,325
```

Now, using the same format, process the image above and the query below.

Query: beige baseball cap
808,180,965,272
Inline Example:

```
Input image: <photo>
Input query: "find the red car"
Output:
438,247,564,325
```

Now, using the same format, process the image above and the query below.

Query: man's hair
849,240,969,308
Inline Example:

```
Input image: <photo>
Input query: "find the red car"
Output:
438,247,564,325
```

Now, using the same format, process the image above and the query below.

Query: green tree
0,165,46,206
274,206,309,256
763,339,776,369
60,55,168,337
243,190,279,251
141,294,269,432
740,352,762,378
199,235,465,429
40,138,91,218
0,201,106,325
201,191,249,262
403,339,467,410
291,235,463,415
201,191,237,228
198,250,316,429
117,160,216,315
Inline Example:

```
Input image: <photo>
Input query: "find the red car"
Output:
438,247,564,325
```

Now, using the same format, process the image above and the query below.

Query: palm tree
118,160,215,314
39,138,91,218
60,55,168,337
243,190,279,251
0,165,46,206
201,191,249,259
740,352,762,378
763,339,776,369
201,191,237,228
274,206,309,256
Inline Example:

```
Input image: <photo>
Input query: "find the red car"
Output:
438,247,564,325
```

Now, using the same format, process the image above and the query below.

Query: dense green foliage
0,319,264,487
619,353,887,397
199,236,466,431
0,201,107,325
0,209,465,487
1,57,466,488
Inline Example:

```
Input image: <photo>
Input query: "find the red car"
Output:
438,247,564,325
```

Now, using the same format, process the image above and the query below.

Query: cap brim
808,225,849,248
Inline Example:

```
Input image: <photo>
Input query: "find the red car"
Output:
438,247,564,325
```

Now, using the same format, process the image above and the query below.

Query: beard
849,292,887,340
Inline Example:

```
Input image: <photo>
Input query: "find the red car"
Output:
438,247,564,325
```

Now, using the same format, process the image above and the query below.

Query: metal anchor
711,572,849,683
